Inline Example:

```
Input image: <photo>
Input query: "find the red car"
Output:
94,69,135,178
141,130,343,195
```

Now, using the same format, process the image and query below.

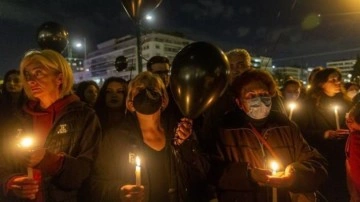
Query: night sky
1,0,360,76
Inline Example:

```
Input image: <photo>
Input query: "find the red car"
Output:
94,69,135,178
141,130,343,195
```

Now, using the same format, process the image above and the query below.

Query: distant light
317,14,321,17
348,74,352,78
75,43,82,48
272,65,276,69
145,14,153,21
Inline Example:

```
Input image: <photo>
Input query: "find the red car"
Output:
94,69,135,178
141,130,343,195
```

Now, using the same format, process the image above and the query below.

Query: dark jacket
292,94,351,157
292,94,351,201
90,115,211,202
211,109,328,202
200,88,287,154
0,96,102,202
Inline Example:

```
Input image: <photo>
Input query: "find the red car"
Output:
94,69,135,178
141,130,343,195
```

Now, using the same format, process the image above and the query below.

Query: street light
73,38,87,61
135,13,155,73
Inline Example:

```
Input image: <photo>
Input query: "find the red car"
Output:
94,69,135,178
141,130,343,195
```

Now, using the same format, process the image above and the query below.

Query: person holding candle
292,67,352,201
280,79,304,120
210,69,328,202
90,72,211,202
0,49,102,202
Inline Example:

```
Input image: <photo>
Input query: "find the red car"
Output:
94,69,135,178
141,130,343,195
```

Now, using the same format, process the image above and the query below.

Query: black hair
146,56,170,71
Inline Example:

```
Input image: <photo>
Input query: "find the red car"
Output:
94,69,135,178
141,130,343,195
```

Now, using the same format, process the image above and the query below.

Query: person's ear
56,73,63,86
127,100,136,112
235,97,243,109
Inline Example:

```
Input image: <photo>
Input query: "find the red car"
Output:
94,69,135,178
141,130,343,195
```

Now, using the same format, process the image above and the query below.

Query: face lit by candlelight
322,72,341,97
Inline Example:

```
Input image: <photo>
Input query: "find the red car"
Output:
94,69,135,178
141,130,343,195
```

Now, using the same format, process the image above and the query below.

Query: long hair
94,77,128,126
0,69,27,109
19,49,74,100
307,67,348,106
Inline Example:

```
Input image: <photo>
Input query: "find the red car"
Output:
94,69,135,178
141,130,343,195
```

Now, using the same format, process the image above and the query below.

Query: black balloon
121,0,162,22
170,42,230,119
115,56,128,72
36,21,69,53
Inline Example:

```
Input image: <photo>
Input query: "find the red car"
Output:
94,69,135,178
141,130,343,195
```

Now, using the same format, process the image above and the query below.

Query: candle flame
334,105,338,111
289,102,297,110
19,137,33,148
136,156,141,166
270,161,279,175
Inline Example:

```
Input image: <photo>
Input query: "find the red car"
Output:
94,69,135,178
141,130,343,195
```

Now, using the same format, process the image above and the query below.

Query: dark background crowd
0,46,360,202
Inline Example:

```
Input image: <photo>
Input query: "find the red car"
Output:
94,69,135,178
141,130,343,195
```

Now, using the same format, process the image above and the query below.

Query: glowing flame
19,137,33,148
270,161,279,175
289,102,297,110
136,156,141,167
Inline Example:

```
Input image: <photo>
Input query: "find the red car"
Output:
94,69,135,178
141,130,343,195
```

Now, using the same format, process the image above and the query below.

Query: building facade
326,59,356,82
75,31,193,84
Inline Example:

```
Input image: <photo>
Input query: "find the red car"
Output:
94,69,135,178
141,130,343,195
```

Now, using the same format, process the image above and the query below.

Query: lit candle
270,161,279,202
288,102,297,120
135,156,141,186
19,136,34,179
334,105,340,130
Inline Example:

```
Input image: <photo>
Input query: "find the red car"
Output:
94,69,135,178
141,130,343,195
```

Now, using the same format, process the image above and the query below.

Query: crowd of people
0,47,358,202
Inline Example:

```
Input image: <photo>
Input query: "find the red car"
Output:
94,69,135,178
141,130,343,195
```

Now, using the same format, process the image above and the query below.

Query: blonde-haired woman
91,71,211,202
0,49,101,201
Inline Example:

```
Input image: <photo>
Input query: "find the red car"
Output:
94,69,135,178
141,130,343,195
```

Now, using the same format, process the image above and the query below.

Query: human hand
173,118,193,146
324,129,349,140
249,167,272,186
9,176,39,200
120,185,144,202
266,170,295,188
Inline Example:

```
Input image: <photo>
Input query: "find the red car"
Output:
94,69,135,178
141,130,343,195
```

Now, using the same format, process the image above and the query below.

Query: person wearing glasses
146,56,171,88
0,49,102,201
210,69,327,202
146,56,184,135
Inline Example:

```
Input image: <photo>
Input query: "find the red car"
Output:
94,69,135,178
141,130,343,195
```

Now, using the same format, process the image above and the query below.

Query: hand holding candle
270,161,279,202
135,156,141,186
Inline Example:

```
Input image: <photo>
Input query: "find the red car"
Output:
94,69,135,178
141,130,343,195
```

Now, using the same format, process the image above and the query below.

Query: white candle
270,161,279,202
27,167,33,179
135,156,141,186
334,106,340,130
288,102,296,120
